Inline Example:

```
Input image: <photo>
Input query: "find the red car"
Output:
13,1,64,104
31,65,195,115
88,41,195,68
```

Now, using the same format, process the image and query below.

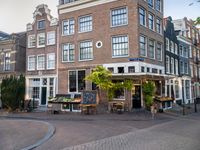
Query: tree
194,17,200,25
0,75,25,111
85,66,133,102
142,81,155,108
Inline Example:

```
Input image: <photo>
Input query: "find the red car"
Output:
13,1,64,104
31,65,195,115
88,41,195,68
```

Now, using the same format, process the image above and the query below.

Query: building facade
25,4,58,106
163,16,180,108
0,31,26,81
58,0,164,111
173,17,200,104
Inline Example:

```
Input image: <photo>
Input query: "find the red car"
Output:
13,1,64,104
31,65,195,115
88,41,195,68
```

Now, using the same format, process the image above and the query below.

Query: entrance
132,85,141,109
41,87,47,105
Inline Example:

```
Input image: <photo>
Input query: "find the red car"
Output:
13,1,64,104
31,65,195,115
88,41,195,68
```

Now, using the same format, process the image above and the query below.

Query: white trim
110,6,128,28
37,33,45,48
78,15,93,33
27,55,36,71
47,53,55,70
62,43,75,62
28,34,36,48
37,54,45,70
47,31,56,45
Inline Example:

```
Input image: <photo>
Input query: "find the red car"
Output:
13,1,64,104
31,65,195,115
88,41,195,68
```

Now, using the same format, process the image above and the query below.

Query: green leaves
142,81,155,107
194,17,200,25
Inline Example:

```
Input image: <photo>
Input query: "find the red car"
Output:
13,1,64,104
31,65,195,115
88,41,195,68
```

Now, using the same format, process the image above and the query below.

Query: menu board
82,91,97,104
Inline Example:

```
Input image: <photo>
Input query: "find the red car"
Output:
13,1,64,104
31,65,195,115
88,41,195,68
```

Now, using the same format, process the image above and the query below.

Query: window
113,80,125,100
166,38,169,51
4,52,10,71
157,42,162,61
174,43,178,54
49,78,54,97
28,56,35,71
118,67,124,73
62,43,75,62
156,18,161,34
180,61,183,74
155,0,161,11
79,15,92,32
128,66,135,73
139,35,147,56
28,35,36,48
175,80,179,98
148,13,154,30
62,18,75,35
190,65,193,77
69,70,85,92
108,67,114,73
184,62,188,74
47,53,55,69
183,47,188,58
170,41,174,53
185,80,190,99
171,58,174,74
37,33,45,47
29,79,40,99
112,35,128,57
37,20,45,30
47,31,55,45
149,39,155,59
166,56,169,73
139,8,146,26
111,7,128,27
175,59,178,75
141,66,145,72
79,41,93,60
148,0,153,7
179,45,183,56
37,55,45,70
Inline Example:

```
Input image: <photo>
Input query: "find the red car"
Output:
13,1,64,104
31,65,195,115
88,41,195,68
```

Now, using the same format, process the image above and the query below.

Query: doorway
132,85,141,109
41,87,47,105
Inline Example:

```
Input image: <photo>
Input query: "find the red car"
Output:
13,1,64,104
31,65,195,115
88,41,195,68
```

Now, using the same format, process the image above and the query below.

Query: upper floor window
183,47,188,58
4,52,10,71
180,61,184,74
47,53,55,69
156,18,161,34
149,39,155,59
111,7,128,27
165,38,169,51
179,45,183,56
171,57,174,74
174,43,178,55
184,62,188,74
190,64,193,77
157,42,162,61
148,0,154,8
148,13,154,30
37,33,45,48
28,56,35,71
155,0,161,11
62,18,75,35
166,56,170,73
47,31,55,45
139,8,146,26
79,15,92,33
62,0,78,4
62,43,75,62
37,20,45,30
139,35,147,57
37,55,45,70
175,59,179,75
170,41,174,53
28,35,36,48
112,35,129,57
79,41,93,61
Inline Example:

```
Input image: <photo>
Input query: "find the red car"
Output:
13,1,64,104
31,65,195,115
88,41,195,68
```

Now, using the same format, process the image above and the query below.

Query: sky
0,0,199,34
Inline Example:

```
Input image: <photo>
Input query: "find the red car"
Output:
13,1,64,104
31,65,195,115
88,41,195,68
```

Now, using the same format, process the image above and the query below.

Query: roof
0,31,10,41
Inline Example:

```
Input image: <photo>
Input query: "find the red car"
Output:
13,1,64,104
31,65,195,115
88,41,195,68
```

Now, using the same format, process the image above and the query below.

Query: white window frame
28,55,35,71
47,53,55,70
170,41,174,53
37,54,45,70
37,33,45,48
175,59,178,75
166,56,170,73
148,13,154,31
47,31,55,45
37,19,45,30
139,7,146,27
62,43,75,62
28,34,36,48
174,43,178,55
190,64,193,77
149,39,155,59
62,18,75,36
156,18,162,34
166,38,169,51
79,40,93,61
110,7,128,27
78,15,92,33
112,35,129,58
4,52,11,71
155,0,161,12
157,42,162,61
139,35,147,57
171,57,174,74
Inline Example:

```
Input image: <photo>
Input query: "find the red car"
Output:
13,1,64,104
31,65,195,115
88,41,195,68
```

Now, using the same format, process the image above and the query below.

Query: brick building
57,0,164,111
0,31,26,81
25,4,58,105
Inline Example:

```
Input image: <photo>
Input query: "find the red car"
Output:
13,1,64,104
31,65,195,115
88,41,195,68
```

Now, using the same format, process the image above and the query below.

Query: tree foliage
194,17,200,25
0,75,25,111
142,81,155,107
85,66,133,101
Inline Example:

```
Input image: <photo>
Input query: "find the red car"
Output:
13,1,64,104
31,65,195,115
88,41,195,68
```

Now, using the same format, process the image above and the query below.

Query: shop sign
129,58,144,61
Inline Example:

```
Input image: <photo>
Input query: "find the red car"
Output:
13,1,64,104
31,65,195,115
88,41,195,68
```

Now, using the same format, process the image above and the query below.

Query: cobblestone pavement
62,115,200,150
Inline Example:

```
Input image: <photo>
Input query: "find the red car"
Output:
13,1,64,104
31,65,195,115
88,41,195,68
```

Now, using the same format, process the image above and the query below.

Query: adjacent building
0,31,26,81
57,0,164,111
25,4,58,106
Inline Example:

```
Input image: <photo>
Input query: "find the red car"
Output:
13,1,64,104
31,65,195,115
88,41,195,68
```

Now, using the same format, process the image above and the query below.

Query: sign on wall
82,91,97,104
